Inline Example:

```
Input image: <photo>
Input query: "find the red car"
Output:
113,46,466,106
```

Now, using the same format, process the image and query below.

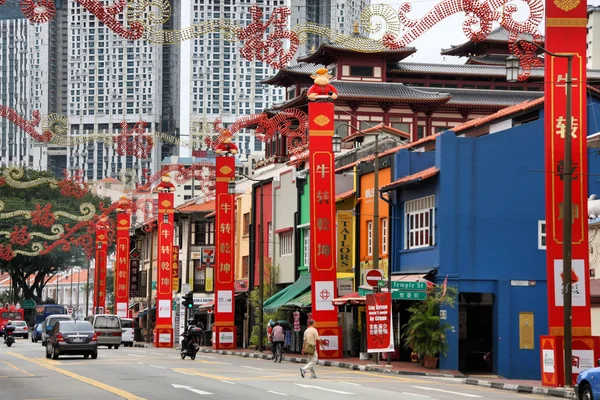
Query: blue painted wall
388,94,600,380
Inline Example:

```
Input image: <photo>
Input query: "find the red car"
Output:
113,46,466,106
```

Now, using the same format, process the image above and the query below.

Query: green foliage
0,167,109,302
402,284,457,358
249,259,284,348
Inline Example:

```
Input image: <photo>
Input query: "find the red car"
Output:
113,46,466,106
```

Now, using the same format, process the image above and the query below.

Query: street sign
20,299,36,309
381,281,428,291
392,291,427,301
365,270,384,287
182,283,190,293
511,280,536,287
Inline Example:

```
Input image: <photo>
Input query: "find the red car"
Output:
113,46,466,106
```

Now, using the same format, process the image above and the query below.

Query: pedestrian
300,320,323,379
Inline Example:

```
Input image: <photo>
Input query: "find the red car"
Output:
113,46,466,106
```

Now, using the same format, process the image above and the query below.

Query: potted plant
402,283,456,369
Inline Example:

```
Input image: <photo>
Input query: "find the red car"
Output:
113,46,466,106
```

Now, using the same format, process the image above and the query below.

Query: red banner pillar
213,155,236,349
154,176,175,348
115,198,131,318
93,219,109,314
308,100,341,358
542,0,591,387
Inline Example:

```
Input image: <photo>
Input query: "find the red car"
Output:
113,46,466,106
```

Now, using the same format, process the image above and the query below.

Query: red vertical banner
544,0,591,338
308,101,341,358
365,292,394,353
172,246,180,292
115,206,130,318
94,219,109,314
213,156,236,349
154,176,175,348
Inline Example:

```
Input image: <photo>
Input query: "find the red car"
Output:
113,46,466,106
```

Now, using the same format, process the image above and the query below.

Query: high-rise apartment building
178,0,286,157
290,0,370,61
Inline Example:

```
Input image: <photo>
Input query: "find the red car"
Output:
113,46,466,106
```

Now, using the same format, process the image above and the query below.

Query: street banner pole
308,98,341,358
213,155,236,349
93,219,109,314
543,0,591,387
115,198,131,318
154,176,175,348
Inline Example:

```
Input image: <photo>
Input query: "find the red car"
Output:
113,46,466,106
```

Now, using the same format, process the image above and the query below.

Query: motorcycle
4,327,15,347
180,326,201,360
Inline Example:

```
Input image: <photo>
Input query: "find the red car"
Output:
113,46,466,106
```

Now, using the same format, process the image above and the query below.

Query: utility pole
258,182,265,353
146,230,155,342
86,259,91,317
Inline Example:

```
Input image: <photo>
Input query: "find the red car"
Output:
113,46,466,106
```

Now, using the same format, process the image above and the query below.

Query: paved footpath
0,337,576,399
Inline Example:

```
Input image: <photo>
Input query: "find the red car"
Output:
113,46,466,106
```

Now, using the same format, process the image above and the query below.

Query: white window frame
268,222,273,258
303,228,310,269
538,220,546,250
404,195,435,250
367,220,373,256
381,218,388,255
279,231,293,257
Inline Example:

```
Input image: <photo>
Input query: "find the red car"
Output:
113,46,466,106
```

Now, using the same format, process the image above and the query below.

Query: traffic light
182,291,194,310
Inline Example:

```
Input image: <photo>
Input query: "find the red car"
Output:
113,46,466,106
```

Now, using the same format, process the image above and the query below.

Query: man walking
300,320,323,379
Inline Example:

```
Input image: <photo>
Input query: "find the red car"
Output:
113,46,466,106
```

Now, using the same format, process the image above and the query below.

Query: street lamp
507,40,575,387
332,134,342,154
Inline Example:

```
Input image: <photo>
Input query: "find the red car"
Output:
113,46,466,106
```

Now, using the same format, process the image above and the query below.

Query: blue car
575,363,600,400
31,323,43,343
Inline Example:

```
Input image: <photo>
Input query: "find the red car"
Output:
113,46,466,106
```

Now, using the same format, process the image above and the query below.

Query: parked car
85,314,121,349
41,315,73,345
45,320,98,360
575,360,600,400
32,324,43,343
120,318,134,347
11,320,29,339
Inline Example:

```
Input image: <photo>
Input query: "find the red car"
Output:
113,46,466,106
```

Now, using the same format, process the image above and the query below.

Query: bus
33,304,67,326
0,305,25,336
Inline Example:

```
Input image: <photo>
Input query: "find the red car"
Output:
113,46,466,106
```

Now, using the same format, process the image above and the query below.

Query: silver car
11,321,28,339
85,315,122,349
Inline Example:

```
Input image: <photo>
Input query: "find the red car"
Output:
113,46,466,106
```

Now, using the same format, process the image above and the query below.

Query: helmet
7,320,12,325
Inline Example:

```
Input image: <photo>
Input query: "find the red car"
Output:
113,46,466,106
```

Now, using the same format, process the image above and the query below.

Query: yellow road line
8,352,146,400
3,360,34,376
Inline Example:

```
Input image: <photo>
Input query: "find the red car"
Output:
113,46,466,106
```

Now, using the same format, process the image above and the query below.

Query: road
0,337,559,399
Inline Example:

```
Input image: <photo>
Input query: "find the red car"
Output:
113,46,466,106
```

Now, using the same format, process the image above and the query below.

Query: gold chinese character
220,223,231,234
316,164,330,178
161,245,171,255
221,203,231,214
558,202,580,222
556,74,579,96
161,229,170,239
317,191,330,204
555,116,579,139
317,244,330,256
219,243,231,253
317,218,330,231
219,263,231,273
161,261,170,271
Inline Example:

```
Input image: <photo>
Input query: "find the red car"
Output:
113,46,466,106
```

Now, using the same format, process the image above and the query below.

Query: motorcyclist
4,320,15,344
181,319,198,352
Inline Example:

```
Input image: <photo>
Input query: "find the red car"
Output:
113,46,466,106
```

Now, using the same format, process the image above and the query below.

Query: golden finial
353,21,360,35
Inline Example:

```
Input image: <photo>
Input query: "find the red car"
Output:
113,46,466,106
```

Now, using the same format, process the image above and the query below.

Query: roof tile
178,200,215,213
381,167,440,191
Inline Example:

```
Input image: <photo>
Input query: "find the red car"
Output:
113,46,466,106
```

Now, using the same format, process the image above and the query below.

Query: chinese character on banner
317,190,330,204
556,74,578,95
316,164,330,178
555,116,579,139
220,223,231,234
172,245,179,292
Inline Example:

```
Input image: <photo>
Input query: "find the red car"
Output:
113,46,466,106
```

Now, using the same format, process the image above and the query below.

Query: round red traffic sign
366,269,384,287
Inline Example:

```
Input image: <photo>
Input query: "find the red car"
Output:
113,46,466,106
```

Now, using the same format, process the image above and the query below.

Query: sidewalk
133,342,576,399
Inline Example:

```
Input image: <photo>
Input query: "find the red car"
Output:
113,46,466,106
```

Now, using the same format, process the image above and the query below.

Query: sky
386,0,599,64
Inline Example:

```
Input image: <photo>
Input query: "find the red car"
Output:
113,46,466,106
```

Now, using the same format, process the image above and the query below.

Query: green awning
263,274,311,313
282,291,312,310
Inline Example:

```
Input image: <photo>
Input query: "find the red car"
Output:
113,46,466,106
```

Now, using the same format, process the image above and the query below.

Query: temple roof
417,87,543,109
342,123,410,143
389,62,600,81
297,42,416,65
440,27,544,56
466,54,513,66
260,63,325,85
272,81,452,109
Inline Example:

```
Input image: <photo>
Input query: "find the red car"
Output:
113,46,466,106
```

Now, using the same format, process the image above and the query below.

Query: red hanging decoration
10,226,31,247
115,120,154,159
0,107,52,143
30,204,56,228
58,169,90,199
74,0,144,40
20,0,56,24
0,244,14,261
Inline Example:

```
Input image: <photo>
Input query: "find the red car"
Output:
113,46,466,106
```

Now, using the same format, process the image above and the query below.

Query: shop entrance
458,292,494,373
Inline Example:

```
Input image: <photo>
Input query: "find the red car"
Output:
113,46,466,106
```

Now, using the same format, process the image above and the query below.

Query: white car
11,321,28,339
120,318,134,347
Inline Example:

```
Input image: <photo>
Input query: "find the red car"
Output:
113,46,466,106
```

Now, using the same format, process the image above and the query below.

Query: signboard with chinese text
172,245,180,292
544,0,591,337
336,211,353,273
115,211,130,318
94,222,109,313
129,258,140,297
205,267,214,292
366,292,394,353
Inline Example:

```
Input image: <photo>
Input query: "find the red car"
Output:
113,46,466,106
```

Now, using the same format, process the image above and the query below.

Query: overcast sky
386,0,600,64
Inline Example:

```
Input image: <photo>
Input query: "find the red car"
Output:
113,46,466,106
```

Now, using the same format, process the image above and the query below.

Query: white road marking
172,384,213,395
339,382,361,386
412,386,482,398
220,380,236,385
294,383,354,395
175,370,193,376
241,366,263,371
401,393,431,398
268,391,288,396
151,352,163,356
127,354,146,358
150,365,165,369
198,355,216,359
137,362,144,365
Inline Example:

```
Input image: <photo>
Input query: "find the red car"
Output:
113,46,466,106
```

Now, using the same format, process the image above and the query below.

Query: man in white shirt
300,320,323,379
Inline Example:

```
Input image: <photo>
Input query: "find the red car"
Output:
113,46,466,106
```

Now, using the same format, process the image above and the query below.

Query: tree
249,259,283,348
0,167,109,302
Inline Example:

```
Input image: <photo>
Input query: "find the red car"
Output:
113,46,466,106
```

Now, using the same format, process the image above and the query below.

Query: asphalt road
0,337,559,400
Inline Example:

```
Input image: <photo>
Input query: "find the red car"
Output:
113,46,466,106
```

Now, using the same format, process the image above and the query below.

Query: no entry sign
366,269,383,287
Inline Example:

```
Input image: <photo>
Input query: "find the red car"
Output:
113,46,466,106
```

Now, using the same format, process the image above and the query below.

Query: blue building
381,93,600,379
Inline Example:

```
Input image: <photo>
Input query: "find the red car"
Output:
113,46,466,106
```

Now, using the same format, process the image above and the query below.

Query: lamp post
335,123,390,365
229,173,267,352
507,42,575,387
95,241,102,314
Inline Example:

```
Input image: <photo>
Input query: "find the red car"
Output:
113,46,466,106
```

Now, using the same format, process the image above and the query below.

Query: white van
120,318,134,347
85,314,122,349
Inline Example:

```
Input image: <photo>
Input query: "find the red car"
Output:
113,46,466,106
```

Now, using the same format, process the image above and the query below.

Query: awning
199,301,214,310
137,306,156,317
281,291,312,310
263,274,311,313
332,292,366,306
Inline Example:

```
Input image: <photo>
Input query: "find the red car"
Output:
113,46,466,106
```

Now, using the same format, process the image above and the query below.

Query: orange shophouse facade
357,162,391,286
